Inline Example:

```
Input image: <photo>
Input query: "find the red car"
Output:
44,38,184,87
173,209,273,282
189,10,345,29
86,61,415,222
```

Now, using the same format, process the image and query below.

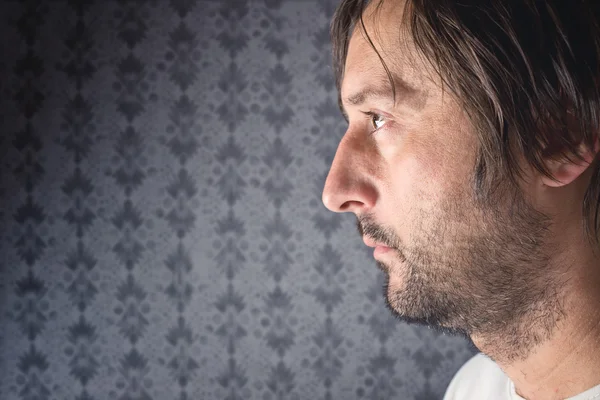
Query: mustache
356,215,399,249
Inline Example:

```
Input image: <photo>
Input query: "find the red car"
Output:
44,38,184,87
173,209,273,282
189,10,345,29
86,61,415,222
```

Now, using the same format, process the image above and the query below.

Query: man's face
322,0,559,360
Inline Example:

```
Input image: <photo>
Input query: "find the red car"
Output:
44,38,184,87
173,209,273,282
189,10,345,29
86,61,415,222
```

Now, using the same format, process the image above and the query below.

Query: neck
473,243,600,400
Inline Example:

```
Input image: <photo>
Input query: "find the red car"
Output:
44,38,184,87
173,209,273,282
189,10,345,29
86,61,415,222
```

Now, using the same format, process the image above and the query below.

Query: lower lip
374,245,393,257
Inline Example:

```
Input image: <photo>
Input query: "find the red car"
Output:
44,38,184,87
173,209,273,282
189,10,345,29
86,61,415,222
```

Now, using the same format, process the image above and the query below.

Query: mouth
363,237,394,258
373,245,393,257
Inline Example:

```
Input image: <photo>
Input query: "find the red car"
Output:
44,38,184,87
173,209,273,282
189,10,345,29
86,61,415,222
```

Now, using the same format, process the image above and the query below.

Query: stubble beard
360,184,566,364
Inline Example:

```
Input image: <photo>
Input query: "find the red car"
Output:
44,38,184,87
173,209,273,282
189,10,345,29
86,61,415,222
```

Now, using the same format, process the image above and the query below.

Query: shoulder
443,353,511,400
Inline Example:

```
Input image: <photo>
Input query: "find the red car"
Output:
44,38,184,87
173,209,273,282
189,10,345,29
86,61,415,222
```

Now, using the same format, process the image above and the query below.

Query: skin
321,1,600,399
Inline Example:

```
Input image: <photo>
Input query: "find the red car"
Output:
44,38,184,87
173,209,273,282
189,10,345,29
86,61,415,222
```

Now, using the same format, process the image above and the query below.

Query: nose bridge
322,131,378,213
330,132,363,181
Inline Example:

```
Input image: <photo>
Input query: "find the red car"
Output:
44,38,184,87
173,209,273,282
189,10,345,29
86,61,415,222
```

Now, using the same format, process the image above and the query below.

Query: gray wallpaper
0,1,477,399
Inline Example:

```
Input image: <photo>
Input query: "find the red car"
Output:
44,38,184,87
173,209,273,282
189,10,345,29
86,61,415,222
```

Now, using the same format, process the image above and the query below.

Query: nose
321,133,378,214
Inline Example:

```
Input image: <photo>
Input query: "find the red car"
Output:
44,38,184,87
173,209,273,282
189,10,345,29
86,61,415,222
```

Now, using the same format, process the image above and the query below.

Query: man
321,0,600,399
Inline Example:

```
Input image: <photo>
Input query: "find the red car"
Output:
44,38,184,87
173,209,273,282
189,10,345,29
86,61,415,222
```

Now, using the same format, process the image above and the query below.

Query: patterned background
0,1,477,399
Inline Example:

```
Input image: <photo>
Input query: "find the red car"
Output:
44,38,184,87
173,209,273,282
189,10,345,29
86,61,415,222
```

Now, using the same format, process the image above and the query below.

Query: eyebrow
346,85,393,107
339,74,426,120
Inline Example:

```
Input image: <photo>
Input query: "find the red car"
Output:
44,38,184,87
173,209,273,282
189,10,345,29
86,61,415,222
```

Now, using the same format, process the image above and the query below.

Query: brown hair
331,0,600,245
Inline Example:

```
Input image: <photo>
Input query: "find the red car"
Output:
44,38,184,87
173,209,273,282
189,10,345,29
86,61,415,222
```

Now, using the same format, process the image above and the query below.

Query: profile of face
322,0,562,359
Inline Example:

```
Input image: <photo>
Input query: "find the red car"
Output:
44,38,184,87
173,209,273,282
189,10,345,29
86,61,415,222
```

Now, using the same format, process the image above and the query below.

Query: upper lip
363,237,390,248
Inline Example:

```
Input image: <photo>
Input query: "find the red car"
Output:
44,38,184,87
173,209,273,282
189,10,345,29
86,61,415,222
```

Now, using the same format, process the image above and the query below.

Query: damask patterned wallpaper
0,1,477,399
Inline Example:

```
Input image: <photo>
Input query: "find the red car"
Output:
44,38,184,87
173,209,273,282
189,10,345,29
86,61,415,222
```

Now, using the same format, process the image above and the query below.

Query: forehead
340,0,427,110
341,35,390,101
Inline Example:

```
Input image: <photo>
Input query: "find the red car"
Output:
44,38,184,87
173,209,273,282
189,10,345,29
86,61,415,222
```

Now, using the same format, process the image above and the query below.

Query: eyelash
362,111,387,133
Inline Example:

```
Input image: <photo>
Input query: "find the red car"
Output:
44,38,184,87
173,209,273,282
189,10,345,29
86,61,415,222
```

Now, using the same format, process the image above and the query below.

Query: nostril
339,200,353,212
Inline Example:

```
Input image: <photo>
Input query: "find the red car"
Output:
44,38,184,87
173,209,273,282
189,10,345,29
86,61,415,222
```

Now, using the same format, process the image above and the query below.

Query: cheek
382,146,440,236
412,113,478,201
382,136,467,239
389,134,452,197
379,107,478,234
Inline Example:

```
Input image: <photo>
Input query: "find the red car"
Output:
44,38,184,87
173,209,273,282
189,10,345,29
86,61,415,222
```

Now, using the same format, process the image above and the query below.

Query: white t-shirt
443,353,600,400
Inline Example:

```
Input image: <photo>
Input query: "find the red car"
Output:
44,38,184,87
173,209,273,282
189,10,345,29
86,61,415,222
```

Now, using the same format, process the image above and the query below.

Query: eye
365,112,387,131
